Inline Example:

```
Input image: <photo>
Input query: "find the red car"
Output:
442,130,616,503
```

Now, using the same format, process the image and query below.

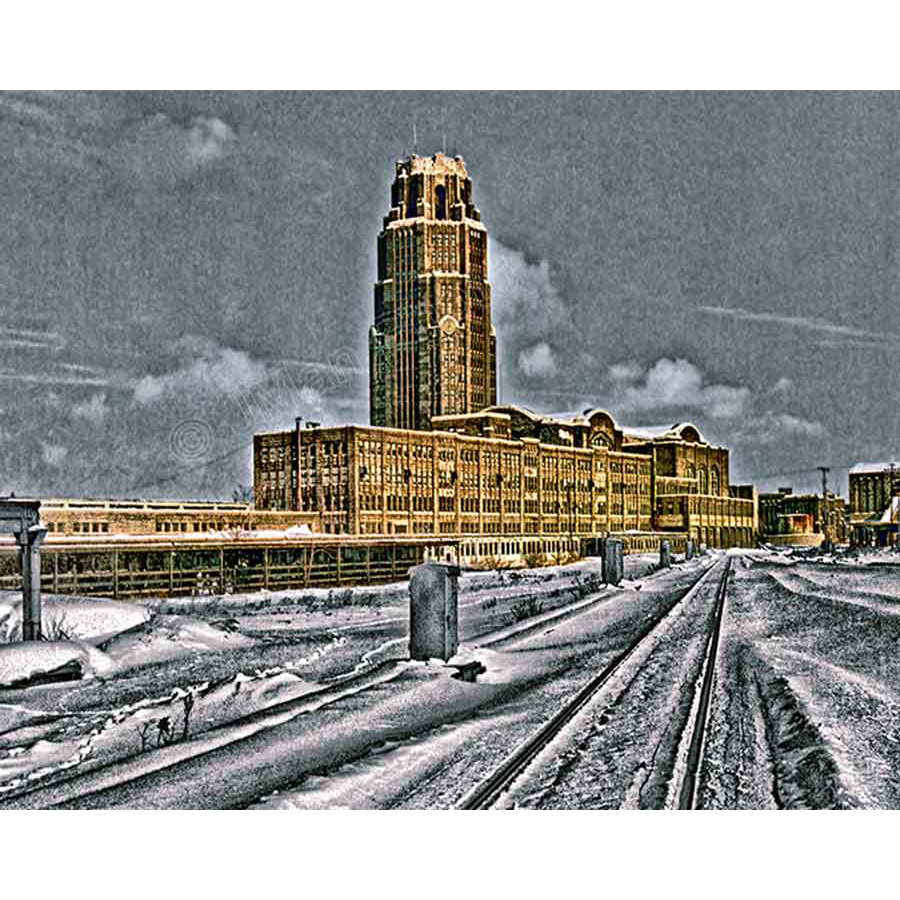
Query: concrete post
659,539,671,568
408,561,460,661
602,537,624,586
18,525,47,642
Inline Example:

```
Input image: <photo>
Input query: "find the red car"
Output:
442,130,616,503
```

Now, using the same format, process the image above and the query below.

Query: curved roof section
477,407,707,444
481,404,543,422
525,407,618,427
622,422,707,444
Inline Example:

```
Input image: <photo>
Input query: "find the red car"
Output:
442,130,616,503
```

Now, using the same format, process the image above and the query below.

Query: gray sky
1,90,897,501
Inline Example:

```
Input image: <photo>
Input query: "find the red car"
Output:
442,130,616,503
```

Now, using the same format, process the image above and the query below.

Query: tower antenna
443,132,446,155
413,121,417,155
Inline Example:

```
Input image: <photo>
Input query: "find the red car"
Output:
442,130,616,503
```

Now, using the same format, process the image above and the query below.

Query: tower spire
370,154,495,430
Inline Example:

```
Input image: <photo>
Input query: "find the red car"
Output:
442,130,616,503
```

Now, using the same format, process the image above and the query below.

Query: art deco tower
369,153,497,430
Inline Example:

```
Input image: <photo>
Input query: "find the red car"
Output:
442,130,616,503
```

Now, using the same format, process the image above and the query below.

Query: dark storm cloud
2,91,898,499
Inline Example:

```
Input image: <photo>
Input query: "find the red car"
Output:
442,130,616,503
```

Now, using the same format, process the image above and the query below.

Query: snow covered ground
11,548,893,810
242,551,900,810
699,554,900,809
0,555,670,803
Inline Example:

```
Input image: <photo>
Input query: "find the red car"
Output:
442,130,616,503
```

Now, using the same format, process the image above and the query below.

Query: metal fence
0,539,441,600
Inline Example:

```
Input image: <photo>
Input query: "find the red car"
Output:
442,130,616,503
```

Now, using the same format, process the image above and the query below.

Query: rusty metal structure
0,533,456,600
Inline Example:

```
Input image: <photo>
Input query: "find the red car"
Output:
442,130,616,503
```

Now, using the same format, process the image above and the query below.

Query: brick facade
254,407,757,561
370,154,497,430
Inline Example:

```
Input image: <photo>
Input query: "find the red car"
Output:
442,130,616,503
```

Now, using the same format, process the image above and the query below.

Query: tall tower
369,153,497,430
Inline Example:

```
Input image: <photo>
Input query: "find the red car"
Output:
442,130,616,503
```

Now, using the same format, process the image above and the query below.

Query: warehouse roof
849,461,900,475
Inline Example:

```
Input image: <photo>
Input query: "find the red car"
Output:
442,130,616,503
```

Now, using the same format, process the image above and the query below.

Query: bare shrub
477,556,508,571
523,552,547,569
136,720,154,753
553,552,581,567
155,716,174,747
1,619,22,644
42,610,76,641
180,691,196,740
510,596,544,623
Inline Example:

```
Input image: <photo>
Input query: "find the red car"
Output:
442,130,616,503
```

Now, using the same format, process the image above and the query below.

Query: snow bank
754,662,857,809
100,615,254,669
0,594,149,645
0,640,115,688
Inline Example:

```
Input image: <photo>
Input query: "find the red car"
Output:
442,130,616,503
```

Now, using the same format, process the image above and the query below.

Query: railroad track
677,555,732,809
457,556,732,810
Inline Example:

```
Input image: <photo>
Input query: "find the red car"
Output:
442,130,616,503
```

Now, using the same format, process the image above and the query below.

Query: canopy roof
855,496,900,525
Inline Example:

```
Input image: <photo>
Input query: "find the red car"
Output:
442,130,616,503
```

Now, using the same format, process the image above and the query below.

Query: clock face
439,315,459,335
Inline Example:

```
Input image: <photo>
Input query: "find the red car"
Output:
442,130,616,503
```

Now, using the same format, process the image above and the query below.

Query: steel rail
457,557,725,810
677,555,732,809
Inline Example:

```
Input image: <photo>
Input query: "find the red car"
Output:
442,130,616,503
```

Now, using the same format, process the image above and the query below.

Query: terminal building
256,151,757,564
254,407,757,564
1,152,761,598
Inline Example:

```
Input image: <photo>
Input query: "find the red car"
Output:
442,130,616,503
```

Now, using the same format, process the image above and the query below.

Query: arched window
699,466,708,494
710,466,720,496
435,184,446,220
406,178,419,218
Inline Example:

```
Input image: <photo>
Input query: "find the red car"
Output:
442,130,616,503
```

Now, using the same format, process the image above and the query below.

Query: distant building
254,408,756,565
18,497,318,537
369,154,497,431
758,486,848,546
848,461,900,546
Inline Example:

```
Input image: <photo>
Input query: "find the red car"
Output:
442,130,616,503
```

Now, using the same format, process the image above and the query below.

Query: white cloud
735,412,826,445
0,326,61,350
186,116,235,165
0,372,110,387
72,392,110,424
518,342,558,378
776,413,826,437
608,361,644,383
134,341,267,405
771,377,794,396
491,242,573,342
700,305,886,343
122,112,236,188
40,442,67,467
611,358,751,419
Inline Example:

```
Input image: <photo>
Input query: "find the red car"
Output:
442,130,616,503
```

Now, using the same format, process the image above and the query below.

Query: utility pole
891,462,897,546
818,466,831,549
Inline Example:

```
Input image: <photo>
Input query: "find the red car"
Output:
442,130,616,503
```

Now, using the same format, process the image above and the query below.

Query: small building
848,461,900,546
758,486,847,547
